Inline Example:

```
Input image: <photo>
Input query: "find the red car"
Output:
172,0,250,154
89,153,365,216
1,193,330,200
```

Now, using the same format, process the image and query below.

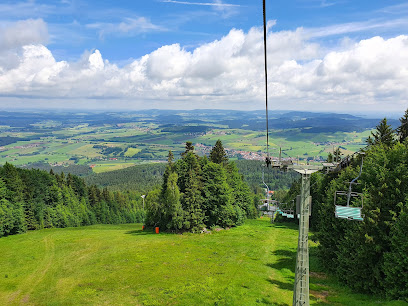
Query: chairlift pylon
334,153,365,221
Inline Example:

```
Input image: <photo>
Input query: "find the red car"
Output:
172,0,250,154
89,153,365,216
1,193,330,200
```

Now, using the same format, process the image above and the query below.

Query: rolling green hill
0,219,403,305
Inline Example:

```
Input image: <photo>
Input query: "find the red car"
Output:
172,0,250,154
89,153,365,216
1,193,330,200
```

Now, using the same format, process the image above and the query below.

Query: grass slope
0,220,404,305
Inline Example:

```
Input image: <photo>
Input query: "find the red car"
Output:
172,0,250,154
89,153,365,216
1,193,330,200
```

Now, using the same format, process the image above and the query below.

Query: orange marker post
155,227,159,234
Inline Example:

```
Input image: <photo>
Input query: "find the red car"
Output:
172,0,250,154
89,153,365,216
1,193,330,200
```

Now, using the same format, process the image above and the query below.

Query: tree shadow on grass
124,229,158,236
266,249,296,295
269,222,298,230
261,298,290,306
266,250,296,272
267,278,293,291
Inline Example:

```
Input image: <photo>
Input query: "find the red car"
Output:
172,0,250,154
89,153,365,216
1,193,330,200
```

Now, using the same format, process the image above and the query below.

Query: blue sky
0,0,407,114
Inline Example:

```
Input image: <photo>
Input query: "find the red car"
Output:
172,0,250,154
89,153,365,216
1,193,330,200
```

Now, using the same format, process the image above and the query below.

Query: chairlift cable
263,0,271,167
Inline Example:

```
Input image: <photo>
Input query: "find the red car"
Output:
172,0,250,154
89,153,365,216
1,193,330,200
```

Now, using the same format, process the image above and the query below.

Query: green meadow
0,219,403,305
91,162,140,173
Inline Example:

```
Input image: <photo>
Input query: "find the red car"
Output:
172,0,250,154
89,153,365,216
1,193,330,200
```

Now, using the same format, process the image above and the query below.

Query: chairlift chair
278,201,295,218
269,147,293,172
260,168,278,215
322,162,337,174
259,198,278,212
334,154,365,221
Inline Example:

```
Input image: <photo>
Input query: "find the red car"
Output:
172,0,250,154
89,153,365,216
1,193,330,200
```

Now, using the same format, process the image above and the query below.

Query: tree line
283,109,408,300
145,140,258,232
84,160,296,195
0,163,144,238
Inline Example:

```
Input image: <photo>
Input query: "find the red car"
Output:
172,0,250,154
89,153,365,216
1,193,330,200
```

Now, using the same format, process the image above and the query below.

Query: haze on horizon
0,0,407,114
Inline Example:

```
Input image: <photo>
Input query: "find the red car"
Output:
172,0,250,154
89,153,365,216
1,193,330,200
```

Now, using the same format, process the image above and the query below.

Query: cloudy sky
0,0,407,115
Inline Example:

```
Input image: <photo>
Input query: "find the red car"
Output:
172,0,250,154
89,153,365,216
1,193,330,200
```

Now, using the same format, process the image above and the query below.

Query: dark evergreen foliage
85,163,166,192
0,163,145,238
209,139,228,164
281,115,408,300
326,152,333,162
397,108,408,143
313,143,408,298
333,147,342,163
146,141,255,232
366,117,396,147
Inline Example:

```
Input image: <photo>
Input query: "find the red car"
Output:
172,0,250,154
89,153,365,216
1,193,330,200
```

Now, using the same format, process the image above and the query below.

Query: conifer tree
333,147,342,163
225,162,254,220
167,150,174,164
182,170,204,232
366,117,395,146
183,141,195,156
397,108,408,143
162,172,184,230
161,151,176,199
0,163,24,202
209,139,228,164
176,150,200,194
326,152,334,163
202,162,234,227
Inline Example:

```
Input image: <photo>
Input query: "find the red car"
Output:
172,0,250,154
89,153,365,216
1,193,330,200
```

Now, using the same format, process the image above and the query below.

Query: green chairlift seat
335,205,363,221
334,154,365,222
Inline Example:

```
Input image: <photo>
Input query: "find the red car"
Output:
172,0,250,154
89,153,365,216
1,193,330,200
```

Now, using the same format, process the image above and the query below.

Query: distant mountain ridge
0,109,397,133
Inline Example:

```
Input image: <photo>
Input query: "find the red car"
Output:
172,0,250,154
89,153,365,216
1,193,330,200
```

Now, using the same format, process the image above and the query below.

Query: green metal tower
292,168,320,306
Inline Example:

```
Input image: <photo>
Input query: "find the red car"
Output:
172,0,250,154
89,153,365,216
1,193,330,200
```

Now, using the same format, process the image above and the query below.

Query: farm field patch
91,162,138,173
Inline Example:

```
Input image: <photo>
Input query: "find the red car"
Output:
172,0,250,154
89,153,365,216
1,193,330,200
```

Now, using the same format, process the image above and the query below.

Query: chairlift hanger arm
346,155,364,206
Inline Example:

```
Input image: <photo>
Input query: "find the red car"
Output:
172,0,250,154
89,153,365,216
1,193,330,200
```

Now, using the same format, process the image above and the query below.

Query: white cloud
0,19,49,71
161,0,240,7
306,18,408,39
0,22,407,112
89,50,104,71
86,17,166,39
0,1,55,19
0,19,49,50
161,0,241,18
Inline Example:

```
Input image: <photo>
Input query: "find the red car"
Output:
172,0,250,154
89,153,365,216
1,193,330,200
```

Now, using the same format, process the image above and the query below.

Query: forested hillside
84,160,297,194
0,163,144,238
84,163,166,192
283,112,408,300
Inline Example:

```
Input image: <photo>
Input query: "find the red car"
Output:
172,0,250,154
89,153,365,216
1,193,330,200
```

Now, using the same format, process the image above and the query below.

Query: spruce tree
397,108,408,143
167,150,174,165
176,150,200,194
225,162,253,221
202,162,234,227
367,117,395,147
209,139,228,164
182,170,204,232
161,151,176,199
162,172,184,230
183,141,195,156
326,152,333,163
333,147,342,162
